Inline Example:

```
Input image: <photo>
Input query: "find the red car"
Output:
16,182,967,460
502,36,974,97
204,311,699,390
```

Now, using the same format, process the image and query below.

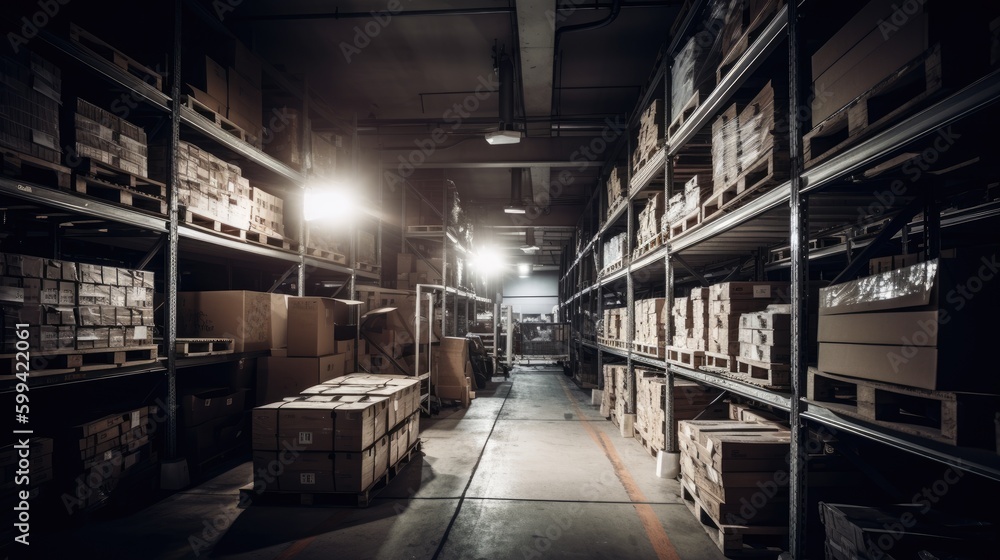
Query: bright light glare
517,263,531,277
304,184,358,221
470,246,506,276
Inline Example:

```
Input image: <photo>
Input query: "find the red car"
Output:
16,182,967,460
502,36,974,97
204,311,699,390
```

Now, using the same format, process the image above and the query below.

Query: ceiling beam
377,136,606,170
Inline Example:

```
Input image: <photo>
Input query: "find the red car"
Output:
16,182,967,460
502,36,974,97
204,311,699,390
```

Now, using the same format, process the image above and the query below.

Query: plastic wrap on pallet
711,107,740,189
602,232,628,270
819,260,937,314
737,95,773,171
683,176,705,216
665,192,686,225
669,0,731,119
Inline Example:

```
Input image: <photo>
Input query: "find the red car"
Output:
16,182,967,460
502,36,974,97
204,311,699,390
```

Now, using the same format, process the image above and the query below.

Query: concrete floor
34,366,728,560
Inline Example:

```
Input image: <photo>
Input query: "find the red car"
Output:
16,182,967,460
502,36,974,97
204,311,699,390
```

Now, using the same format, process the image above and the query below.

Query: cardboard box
258,354,347,404
188,55,228,106
335,448,375,492
185,83,226,116
811,0,898,78
227,69,262,128
287,297,361,357
254,451,337,493
818,342,943,390
180,388,246,427
226,38,262,87
178,291,280,353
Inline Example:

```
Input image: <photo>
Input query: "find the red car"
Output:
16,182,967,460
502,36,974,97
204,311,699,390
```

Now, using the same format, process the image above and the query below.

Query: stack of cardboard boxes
434,337,474,405
635,194,665,251
706,281,789,361
600,307,626,345
395,253,444,290
632,99,665,173
185,42,263,142
671,294,692,348
602,233,628,273
682,176,712,220
180,387,249,465
67,406,158,510
250,187,285,238
689,287,711,351
737,305,791,366
252,373,420,493
600,364,624,418
150,140,254,230
679,419,792,528
669,1,728,133
635,374,722,451
71,99,148,177
257,296,359,404
633,297,667,353
0,49,61,164
606,166,626,218
0,254,155,355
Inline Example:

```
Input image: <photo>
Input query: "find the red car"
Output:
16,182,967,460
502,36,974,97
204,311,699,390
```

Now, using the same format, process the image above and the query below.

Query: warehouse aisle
32,366,727,559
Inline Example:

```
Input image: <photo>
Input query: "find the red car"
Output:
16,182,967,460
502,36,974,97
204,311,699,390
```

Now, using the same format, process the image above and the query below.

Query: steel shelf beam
599,266,630,286
597,344,630,360
802,403,1000,483
670,365,792,410
666,5,789,156
803,68,1000,194
632,354,666,369
0,178,168,232
39,30,171,112
628,148,667,194
0,363,165,393
630,246,668,273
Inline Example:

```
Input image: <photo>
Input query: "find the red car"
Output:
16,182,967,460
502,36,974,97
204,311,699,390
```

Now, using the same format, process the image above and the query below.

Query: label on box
300,473,315,485
226,397,233,406
753,285,772,298
203,399,212,407
299,432,313,445
104,450,113,461
133,326,148,339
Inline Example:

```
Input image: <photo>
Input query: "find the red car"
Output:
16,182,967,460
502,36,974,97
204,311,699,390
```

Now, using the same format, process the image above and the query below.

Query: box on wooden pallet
817,257,1000,391
178,291,287,353
606,166,626,215
711,102,743,192
0,49,62,164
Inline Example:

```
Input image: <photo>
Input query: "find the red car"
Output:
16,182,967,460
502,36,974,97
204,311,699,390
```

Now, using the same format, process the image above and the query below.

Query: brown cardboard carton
177,291,275,353
277,452,336,492
335,448,375,492
275,401,338,451
258,354,347,403
818,343,940,390
287,297,361,357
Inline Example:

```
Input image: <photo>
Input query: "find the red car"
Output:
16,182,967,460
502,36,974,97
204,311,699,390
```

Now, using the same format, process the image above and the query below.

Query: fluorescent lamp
504,205,526,214
485,130,522,145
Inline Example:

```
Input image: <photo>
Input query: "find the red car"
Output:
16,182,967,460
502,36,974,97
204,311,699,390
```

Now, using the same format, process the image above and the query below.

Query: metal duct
498,51,515,130
510,168,523,203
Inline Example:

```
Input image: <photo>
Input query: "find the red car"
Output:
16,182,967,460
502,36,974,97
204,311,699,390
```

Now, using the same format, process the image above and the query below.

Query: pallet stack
671,295,692,348
663,192,686,234
250,187,285,238
635,374,722,455
150,140,254,231
706,80,788,220
601,233,628,274
702,281,789,373
634,193,665,255
72,99,148,178
0,253,156,356
180,387,249,467
717,0,784,81
252,374,421,495
606,167,626,218
678,419,792,550
612,364,632,429
600,364,625,418
737,305,791,387
633,298,667,356
819,503,996,560
688,287,710,351
65,406,159,511
668,3,726,138
0,49,61,164
600,307,626,346
632,99,665,173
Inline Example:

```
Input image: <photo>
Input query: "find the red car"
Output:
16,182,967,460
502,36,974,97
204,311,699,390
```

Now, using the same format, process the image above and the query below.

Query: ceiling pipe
552,0,622,124
498,50,516,131
505,168,526,214
231,2,666,22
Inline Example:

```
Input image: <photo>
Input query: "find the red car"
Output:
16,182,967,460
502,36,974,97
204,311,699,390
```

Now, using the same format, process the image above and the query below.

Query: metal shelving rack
0,3,379,468
559,1,1000,557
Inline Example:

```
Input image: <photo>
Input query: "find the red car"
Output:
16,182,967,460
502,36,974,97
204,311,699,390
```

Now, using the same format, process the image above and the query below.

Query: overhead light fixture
504,168,527,214
517,263,532,278
520,228,539,252
485,130,522,145
487,46,521,145
303,182,358,222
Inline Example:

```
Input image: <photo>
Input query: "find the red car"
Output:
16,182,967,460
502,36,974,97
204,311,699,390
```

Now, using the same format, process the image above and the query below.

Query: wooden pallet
679,478,787,558
306,247,348,265
0,345,159,378
407,224,444,234
181,208,248,239
633,342,666,359
606,197,627,221
246,229,297,251
599,259,627,277
181,94,261,148
701,150,789,223
174,338,234,357
240,440,422,508
355,261,381,274
73,157,165,197
74,174,166,214
768,236,843,263
631,143,664,176
669,208,701,239
666,346,705,368
0,149,72,189
70,24,163,91
715,0,785,84
632,232,665,260
804,45,943,169
633,429,662,459
667,91,702,138
730,359,791,389
807,369,1000,449
702,352,738,373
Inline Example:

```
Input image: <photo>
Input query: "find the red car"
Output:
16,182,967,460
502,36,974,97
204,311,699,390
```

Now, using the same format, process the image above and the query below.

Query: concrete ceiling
227,0,682,266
